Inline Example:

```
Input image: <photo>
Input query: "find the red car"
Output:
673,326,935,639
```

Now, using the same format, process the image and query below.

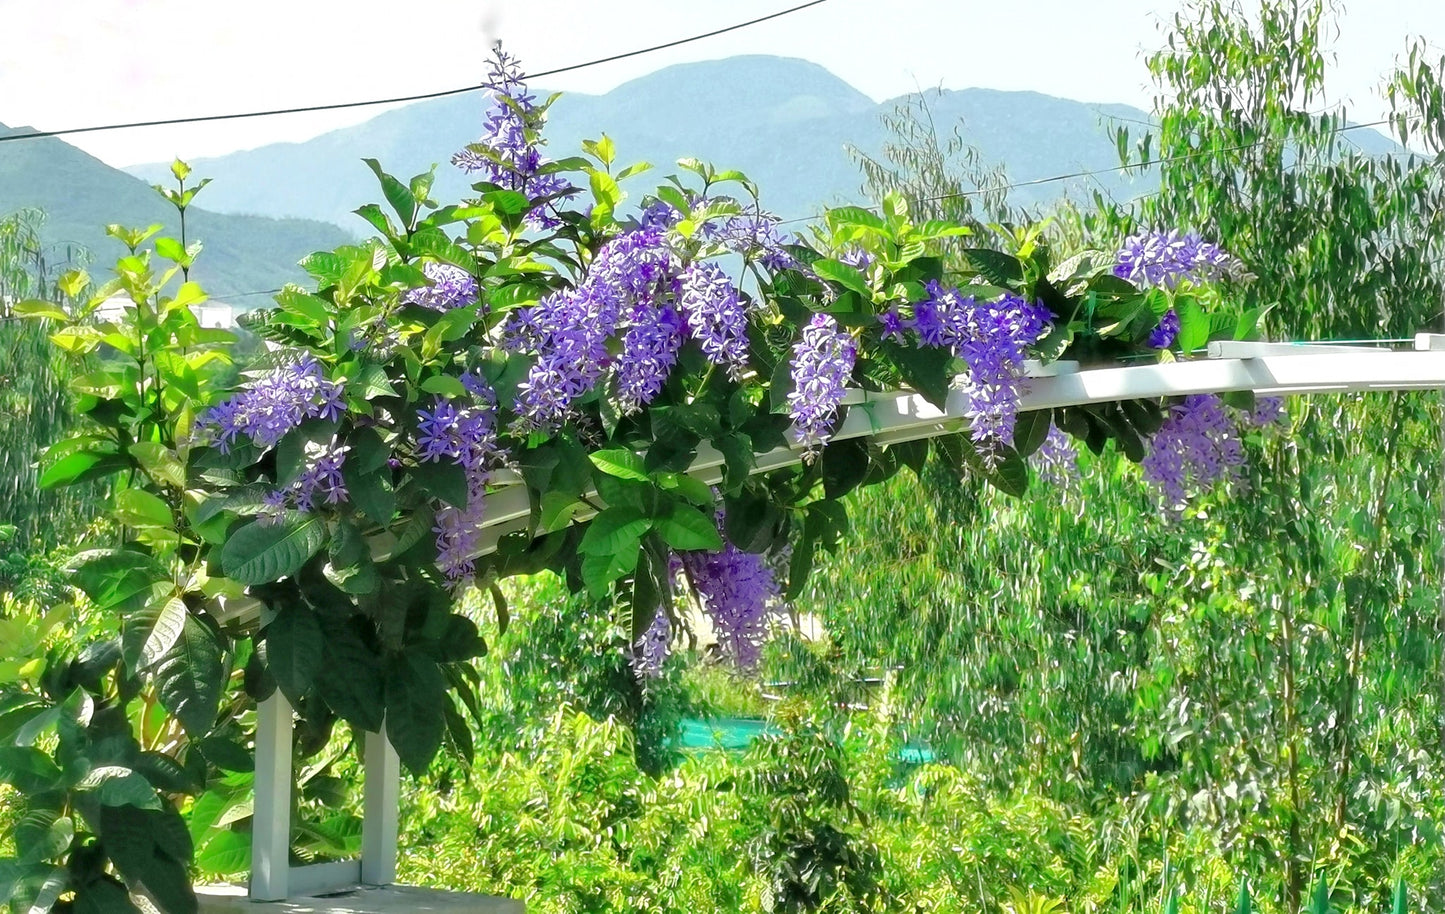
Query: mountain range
0,56,1403,301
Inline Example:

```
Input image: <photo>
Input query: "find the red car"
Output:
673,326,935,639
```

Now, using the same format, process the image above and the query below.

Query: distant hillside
121,54,1405,241
0,124,353,301
124,56,1167,231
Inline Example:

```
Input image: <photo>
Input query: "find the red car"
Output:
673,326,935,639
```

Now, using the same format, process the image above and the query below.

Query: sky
0,0,1441,168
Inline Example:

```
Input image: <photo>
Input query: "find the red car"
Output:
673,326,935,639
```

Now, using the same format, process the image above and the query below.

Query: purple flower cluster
680,542,780,669
1033,424,1079,488
415,378,507,583
451,49,572,223
617,304,686,414
1114,230,1239,288
679,260,749,379
406,262,479,312
631,608,673,679
1148,308,1181,349
838,246,874,271
1141,394,1246,512
205,353,344,452
639,200,682,230
1249,395,1287,427
909,283,1052,449
261,443,349,523
715,211,795,271
787,314,857,454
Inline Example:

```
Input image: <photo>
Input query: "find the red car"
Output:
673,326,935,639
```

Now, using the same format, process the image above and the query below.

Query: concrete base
197,884,523,914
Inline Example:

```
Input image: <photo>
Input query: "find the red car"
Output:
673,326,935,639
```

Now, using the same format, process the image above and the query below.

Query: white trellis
224,334,1445,907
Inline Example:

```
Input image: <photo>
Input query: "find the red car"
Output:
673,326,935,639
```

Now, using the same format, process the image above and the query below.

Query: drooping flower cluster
1141,394,1246,512
678,260,750,379
415,374,507,583
405,262,479,312
617,304,686,414
714,211,795,271
838,246,873,271
1114,230,1240,288
679,541,780,669
788,314,857,453
451,49,572,222
1148,308,1181,349
1248,396,1288,427
506,228,680,428
261,443,349,523
631,608,673,679
204,353,344,452
1033,424,1079,489
909,283,1052,449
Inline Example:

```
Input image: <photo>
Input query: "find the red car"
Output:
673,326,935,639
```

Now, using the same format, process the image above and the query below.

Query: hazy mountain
123,56,1171,232
0,124,353,301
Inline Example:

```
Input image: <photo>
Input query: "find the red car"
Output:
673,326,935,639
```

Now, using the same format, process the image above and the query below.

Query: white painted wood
286,860,363,898
361,728,400,886
212,346,1445,629
1207,340,1369,358
251,690,294,901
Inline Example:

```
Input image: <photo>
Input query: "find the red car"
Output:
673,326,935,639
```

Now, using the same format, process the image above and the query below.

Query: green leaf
77,766,161,809
653,501,723,552
69,551,168,613
589,448,649,481
74,880,143,914
39,451,128,489
1013,410,1052,458
384,654,447,774
115,488,174,529
315,624,384,733
578,507,650,556
962,249,1024,285
263,605,324,705
194,830,250,877
220,515,327,584
1175,297,1209,353
363,158,417,227
822,439,871,500
12,299,70,321
16,812,72,866
0,747,63,793
152,615,225,736
121,596,188,672
812,260,872,297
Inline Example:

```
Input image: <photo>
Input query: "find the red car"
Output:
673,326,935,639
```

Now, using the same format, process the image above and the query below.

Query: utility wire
0,0,831,147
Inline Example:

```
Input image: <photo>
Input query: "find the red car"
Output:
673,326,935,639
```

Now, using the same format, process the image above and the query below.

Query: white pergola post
251,689,293,901
361,727,400,885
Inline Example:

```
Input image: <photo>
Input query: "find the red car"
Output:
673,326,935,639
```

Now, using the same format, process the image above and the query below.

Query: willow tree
0,209,94,553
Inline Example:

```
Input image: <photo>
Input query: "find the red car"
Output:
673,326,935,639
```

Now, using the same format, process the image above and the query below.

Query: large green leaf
220,515,327,584
263,605,324,705
577,507,650,556
315,624,384,732
653,501,723,552
588,448,650,481
77,767,161,809
0,747,63,793
121,596,188,672
151,615,225,736
69,551,168,613
384,655,447,774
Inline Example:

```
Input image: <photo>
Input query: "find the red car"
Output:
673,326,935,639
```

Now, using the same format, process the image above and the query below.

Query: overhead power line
777,114,1420,224
0,0,831,147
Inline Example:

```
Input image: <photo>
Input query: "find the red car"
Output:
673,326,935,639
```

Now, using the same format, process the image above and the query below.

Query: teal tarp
674,718,937,766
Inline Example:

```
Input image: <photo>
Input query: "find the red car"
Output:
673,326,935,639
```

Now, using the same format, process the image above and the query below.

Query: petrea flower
878,308,907,344
1148,308,1181,349
717,211,796,271
1033,424,1079,488
679,261,750,378
406,262,479,312
451,49,574,225
204,353,345,452
262,442,349,522
1248,395,1287,427
910,283,1052,451
787,314,856,454
838,246,873,271
1141,394,1246,513
509,287,621,430
616,304,686,414
631,608,673,679
639,200,682,230
1114,230,1240,288
414,387,506,584
680,541,780,670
